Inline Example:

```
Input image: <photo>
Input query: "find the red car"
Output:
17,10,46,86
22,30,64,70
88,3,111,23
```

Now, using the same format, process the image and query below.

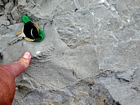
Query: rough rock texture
0,0,140,105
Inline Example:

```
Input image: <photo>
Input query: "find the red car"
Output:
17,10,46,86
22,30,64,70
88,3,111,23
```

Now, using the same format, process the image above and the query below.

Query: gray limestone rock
0,0,140,105
0,0,4,6
116,70,135,82
0,15,10,26
13,79,120,105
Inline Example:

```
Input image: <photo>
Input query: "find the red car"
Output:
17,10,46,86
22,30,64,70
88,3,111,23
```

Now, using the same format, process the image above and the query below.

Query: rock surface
0,0,140,105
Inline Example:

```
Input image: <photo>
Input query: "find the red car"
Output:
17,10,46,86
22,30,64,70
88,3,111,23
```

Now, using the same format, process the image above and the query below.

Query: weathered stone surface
97,70,140,105
0,0,140,105
0,0,4,6
0,15,10,26
13,78,120,105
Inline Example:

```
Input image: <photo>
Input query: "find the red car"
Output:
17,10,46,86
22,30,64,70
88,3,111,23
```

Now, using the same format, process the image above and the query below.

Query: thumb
9,52,31,77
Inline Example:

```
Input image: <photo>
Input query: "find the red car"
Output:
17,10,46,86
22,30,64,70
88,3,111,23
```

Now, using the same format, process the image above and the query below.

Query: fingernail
22,52,31,59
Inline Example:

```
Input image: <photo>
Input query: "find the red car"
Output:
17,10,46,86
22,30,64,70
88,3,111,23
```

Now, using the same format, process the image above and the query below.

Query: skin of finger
0,52,31,105
0,65,16,105
19,58,30,69
9,53,31,77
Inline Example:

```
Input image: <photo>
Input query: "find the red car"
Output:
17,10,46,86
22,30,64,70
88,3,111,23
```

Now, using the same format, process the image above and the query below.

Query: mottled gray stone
17,0,27,6
13,79,120,105
5,2,14,12
97,71,140,105
0,0,4,6
2,0,8,4
0,15,10,26
116,70,135,82
0,0,140,105
11,6,20,20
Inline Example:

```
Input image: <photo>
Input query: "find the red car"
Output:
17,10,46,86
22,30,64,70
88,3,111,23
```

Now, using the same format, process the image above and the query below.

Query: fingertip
22,52,31,60
7,52,32,77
